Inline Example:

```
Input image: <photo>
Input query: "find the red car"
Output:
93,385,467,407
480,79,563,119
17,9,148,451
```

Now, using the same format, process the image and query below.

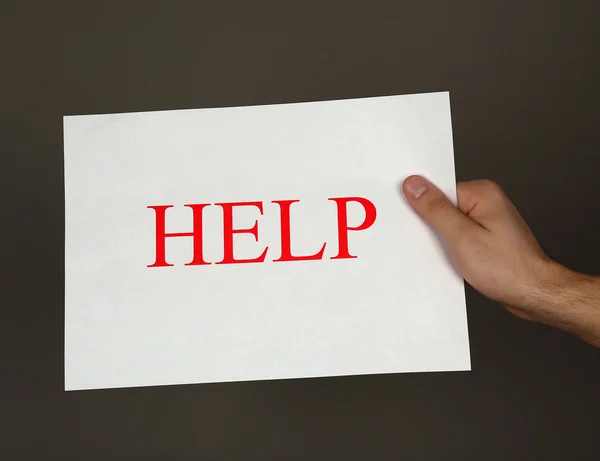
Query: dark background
2,0,599,459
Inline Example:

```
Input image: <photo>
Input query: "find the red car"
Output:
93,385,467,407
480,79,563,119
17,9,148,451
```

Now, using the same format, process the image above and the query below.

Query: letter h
147,204,210,267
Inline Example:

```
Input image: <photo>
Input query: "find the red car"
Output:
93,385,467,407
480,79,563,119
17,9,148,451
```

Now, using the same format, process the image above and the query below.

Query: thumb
402,175,475,242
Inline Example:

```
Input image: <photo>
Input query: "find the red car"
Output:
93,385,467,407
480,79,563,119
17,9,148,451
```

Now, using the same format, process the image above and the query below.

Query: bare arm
402,175,600,348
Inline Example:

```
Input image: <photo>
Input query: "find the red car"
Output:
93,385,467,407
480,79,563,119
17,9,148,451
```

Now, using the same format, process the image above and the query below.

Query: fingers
457,179,532,238
456,180,509,222
456,181,484,216
403,175,478,243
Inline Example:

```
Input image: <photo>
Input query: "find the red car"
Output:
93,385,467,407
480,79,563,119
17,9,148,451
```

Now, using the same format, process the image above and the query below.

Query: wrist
529,260,600,346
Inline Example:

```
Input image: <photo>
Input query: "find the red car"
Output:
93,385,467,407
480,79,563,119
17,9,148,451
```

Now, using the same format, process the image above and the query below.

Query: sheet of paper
64,91,470,391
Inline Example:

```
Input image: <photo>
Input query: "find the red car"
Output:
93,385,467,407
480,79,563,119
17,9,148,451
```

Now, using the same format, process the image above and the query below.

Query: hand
402,175,600,347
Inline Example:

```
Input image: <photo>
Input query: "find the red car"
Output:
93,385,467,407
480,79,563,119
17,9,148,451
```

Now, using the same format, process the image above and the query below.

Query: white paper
64,92,470,391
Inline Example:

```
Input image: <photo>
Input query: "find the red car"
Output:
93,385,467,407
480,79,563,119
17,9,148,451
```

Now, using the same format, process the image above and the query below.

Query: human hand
402,175,600,346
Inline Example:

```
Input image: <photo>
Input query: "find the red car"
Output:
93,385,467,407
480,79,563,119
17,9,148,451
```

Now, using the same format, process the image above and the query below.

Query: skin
402,175,600,348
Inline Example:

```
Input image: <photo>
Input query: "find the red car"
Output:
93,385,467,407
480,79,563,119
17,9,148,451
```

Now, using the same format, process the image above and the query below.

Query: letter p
328,197,377,259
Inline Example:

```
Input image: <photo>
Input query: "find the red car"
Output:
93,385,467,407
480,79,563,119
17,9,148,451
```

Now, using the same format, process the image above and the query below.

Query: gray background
2,0,599,459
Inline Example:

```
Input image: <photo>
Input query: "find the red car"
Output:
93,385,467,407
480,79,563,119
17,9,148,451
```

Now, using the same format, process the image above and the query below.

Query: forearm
532,262,600,347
